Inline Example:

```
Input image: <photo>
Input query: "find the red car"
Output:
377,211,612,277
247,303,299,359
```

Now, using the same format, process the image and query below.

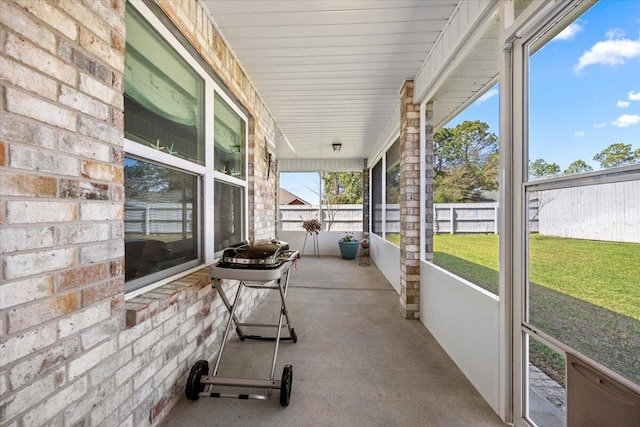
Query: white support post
450,206,455,234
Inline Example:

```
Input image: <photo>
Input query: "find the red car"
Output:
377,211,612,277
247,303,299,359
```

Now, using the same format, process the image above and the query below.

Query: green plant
339,232,356,242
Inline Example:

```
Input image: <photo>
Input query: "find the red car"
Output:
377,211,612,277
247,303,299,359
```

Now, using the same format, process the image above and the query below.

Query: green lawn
434,234,640,321
433,233,640,385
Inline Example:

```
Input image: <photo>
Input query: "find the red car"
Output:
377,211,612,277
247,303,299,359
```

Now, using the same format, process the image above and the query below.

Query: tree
529,158,560,179
563,160,593,175
320,171,363,230
593,143,640,168
433,120,499,202
321,172,362,204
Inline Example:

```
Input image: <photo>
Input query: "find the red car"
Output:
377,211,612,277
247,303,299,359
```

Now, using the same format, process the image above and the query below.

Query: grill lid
220,240,290,268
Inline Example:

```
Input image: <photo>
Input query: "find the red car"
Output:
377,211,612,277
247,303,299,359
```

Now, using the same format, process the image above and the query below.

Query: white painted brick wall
21,376,88,427
6,88,77,131
4,247,76,279
80,73,122,108
9,144,79,176
6,201,77,224
0,226,55,252
80,202,123,221
0,115,58,149
0,1,56,53
58,132,112,162
68,338,117,380
13,0,78,40
132,326,163,356
0,57,58,100
58,223,111,245
59,85,110,121
59,300,112,338
0,275,54,309
0,366,66,421
78,112,121,145
115,354,145,388
80,240,125,264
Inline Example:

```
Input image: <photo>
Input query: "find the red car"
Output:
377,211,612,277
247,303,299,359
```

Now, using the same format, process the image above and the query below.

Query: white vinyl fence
125,202,193,235
279,204,363,231
279,203,538,234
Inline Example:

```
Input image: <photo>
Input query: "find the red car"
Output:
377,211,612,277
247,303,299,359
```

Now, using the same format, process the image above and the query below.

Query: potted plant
338,232,359,260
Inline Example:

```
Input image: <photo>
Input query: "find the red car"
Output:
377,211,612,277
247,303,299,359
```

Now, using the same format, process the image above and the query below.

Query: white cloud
555,22,583,41
606,28,625,40
617,100,630,107
629,91,640,101
573,131,586,137
612,114,640,127
593,122,607,128
476,88,499,103
574,38,640,71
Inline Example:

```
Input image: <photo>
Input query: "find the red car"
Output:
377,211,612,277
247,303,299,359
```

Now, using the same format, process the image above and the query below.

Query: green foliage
529,158,561,179
321,172,363,204
593,143,640,168
124,160,172,199
433,120,499,202
563,159,593,175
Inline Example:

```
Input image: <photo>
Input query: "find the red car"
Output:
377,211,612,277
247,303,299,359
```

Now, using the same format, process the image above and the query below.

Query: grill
219,239,294,269
185,240,299,406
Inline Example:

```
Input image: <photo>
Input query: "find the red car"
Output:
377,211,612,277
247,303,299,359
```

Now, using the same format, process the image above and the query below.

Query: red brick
0,172,57,197
58,263,110,291
81,278,123,306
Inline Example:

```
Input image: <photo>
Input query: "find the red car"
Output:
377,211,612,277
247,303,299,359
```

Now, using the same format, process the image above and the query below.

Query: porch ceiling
201,0,491,163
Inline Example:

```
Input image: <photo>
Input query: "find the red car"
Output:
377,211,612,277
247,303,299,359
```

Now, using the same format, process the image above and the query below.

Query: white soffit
201,0,460,162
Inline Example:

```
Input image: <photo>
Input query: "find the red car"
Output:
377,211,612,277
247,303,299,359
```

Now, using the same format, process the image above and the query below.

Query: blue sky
282,1,640,201
452,0,640,171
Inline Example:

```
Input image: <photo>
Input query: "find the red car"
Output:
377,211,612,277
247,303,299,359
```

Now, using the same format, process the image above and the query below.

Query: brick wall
0,0,279,425
399,80,421,319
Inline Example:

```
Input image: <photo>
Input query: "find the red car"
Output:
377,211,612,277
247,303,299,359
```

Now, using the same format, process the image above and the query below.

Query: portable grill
218,239,292,269
185,240,299,406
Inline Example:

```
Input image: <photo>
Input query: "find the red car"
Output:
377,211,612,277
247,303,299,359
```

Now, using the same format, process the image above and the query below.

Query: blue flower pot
338,241,360,260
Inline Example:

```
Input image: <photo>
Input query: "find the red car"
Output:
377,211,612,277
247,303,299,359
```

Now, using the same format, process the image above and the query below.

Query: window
214,93,246,178
124,5,204,164
213,93,247,252
525,0,640,388
124,158,200,288
214,181,244,252
385,139,400,244
371,160,383,236
124,1,247,292
516,1,640,424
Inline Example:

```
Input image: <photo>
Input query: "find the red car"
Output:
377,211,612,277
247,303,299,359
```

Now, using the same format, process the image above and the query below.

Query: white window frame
506,0,640,425
125,0,248,298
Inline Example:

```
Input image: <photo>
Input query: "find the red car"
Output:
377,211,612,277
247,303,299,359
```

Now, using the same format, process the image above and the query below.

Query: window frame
124,0,248,297
509,0,640,423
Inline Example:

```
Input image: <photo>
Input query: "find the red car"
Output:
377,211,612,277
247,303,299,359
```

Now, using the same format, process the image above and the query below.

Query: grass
433,233,640,385
434,234,640,320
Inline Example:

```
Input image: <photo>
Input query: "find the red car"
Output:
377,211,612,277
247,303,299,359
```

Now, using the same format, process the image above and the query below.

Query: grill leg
213,281,244,376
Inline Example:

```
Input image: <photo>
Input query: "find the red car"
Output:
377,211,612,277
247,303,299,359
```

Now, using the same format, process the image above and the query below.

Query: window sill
124,267,211,327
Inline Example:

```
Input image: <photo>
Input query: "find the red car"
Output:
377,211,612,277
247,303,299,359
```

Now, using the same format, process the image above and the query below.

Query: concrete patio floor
160,256,505,427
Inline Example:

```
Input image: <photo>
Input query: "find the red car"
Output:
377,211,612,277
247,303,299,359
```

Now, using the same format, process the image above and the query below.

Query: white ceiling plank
219,20,447,39
201,0,497,162
204,1,456,15
226,32,440,49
